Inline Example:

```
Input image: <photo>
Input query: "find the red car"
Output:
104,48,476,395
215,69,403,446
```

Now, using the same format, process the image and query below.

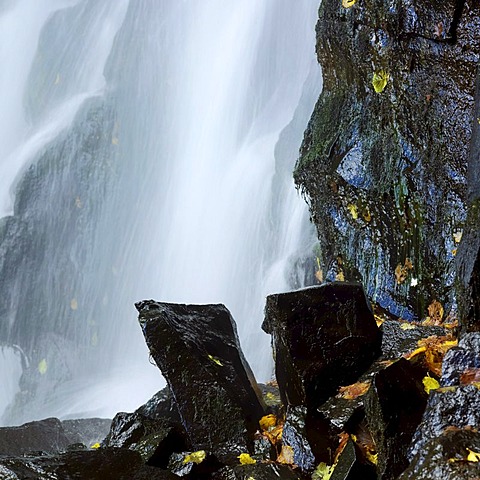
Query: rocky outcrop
136,301,266,462
295,0,480,322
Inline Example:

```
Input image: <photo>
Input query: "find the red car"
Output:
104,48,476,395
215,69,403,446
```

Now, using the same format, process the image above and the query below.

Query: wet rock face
330,439,376,480
364,358,427,480
262,283,381,408
399,429,480,480
409,385,480,459
213,463,302,480
295,0,480,321
136,301,265,460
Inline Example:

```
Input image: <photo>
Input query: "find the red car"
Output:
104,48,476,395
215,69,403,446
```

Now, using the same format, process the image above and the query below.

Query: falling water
0,0,322,425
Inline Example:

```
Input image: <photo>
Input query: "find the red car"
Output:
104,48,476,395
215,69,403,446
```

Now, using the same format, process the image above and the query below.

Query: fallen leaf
277,445,295,465
460,368,480,386
372,71,389,93
238,453,256,465
259,414,276,431
342,0,356,8
338,381,371,400
418,336,457,376
38,359,48,375
91,443,101,449
427,300,444,325
70,298,78,310
467,448,480,462
366,451,378,465
400,323,416,330
312,462,335,480
315,269,324,283
453,231,463,244
423,375,440,394
184,450,206,464
207,354,223,366
395,258,413,284
347,203,358,220
335,271,345,282
334,432,349,462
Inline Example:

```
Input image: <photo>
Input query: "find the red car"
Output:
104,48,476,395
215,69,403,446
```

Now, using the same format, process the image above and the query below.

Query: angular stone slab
262,283,381,407
136,301,265,459
364,359,427,480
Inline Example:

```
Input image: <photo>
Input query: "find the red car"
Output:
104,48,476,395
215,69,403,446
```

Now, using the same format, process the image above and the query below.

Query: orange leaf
460,368,480,386
277,445,295,465
337,381,371,400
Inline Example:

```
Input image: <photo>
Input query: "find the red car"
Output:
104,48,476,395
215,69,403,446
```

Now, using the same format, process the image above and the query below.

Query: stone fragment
330,439,376,480
399,429,480,480
102,412,187,467
380,321,448,359
409,385,480,460
281,406,317,473
136,301,265,461
0,417,72,456
262,283,381,408
364,359,427,480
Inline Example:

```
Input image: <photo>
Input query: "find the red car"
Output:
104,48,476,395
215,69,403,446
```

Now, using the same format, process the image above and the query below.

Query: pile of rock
0,282,479,479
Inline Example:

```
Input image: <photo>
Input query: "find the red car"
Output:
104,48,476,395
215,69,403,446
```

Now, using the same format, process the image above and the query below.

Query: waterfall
0,0,321,425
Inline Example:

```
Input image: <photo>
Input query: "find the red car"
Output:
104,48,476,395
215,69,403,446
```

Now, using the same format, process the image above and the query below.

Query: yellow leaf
207,354,223,366
422,375,440,394
315,269,324,283
91,443,101,449
277,445,295,465
259,414,276,431
400,323,416,330
347,203,358,219
404,345,426,360
238,453,256,465
366,451,378,465
70,298,78,310
38,359,48,375
183,450,206,464
467,448,480,462
372,71,389,93
453,231,463,244
312,462,335,480
342,0,356,7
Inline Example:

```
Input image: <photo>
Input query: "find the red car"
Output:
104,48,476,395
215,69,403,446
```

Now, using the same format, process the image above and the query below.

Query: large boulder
136,301,266,461
262,283,381,408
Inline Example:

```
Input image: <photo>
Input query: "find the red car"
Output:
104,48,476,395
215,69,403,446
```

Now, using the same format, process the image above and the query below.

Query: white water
0,0,321,425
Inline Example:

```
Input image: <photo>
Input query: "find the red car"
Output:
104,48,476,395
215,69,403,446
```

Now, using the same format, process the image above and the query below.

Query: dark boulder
102,411,187,467
0,417,72,456
0,449,180,479
409,385,480,460
262,283,381,408
136,301,266,461
364,358,427,480
399,429,480,480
